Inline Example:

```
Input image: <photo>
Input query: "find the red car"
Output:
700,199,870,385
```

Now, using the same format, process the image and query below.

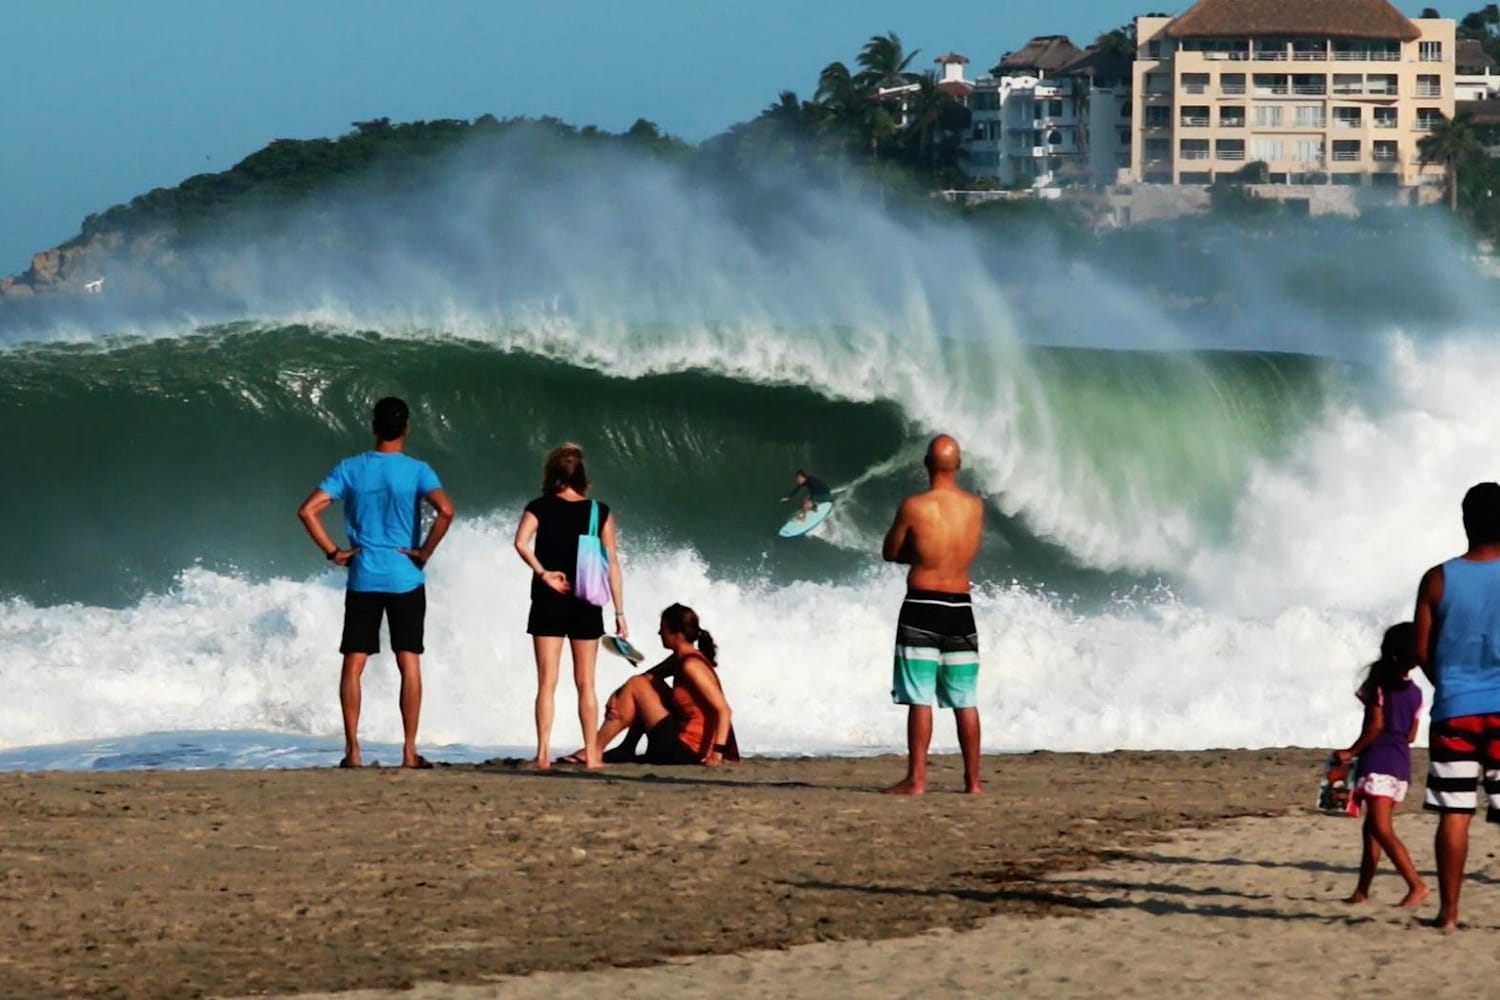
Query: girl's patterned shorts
1355,772,1409,803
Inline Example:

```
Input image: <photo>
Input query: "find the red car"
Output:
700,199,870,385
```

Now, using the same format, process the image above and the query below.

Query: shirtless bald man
881,434,985,795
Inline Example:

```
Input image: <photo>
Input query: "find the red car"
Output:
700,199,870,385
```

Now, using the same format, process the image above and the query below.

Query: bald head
924,434,961,474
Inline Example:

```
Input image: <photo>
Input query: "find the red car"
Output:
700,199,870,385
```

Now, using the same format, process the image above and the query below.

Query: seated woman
593,603,739,767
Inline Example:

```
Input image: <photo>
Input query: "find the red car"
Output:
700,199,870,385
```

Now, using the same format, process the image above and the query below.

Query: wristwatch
326,548,340,561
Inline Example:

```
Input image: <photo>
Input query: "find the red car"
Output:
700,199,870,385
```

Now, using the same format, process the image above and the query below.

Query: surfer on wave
781,470,833,520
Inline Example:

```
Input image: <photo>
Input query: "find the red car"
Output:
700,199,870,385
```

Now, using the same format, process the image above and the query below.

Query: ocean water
1,150,1491,769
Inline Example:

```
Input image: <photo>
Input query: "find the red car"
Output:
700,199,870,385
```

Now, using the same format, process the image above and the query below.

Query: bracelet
615,611,626,618
325,548,340,561
712,743,729,754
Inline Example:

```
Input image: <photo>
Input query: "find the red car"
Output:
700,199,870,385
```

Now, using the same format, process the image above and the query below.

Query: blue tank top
1432,557,1500,720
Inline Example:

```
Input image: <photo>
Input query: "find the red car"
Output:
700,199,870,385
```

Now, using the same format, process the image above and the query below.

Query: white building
963,35,1132,189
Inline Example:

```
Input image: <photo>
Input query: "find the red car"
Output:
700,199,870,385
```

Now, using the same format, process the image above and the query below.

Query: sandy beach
0,749,1326,998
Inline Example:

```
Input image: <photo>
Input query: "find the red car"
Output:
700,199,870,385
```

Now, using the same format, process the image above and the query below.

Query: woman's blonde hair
541,443,589,495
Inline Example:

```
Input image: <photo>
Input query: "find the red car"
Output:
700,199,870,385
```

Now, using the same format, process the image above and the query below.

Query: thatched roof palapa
1164,0,1421,42
1458,38,1498,73
994,35,1086,76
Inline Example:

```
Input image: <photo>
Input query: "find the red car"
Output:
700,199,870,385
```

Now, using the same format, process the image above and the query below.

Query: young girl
1335,621,1428,907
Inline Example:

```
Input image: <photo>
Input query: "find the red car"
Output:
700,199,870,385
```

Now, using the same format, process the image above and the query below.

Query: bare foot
582,758,607,770
518,759,552,771
1397,885,1430,909
1343,891,1369,905
883,779,926,796
1432,910,1460,929
964,782,984,795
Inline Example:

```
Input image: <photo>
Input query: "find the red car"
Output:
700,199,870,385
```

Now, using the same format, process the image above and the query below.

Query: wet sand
0,750,1326,998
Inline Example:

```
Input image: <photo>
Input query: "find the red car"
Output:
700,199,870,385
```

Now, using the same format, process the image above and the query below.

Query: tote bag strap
587,500,600,539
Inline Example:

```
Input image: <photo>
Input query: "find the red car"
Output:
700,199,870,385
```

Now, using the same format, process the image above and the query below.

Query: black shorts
340,586,426,655
527,590,605,639
642,717,701,765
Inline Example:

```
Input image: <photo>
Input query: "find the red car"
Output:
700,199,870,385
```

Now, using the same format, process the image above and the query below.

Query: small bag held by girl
574,500,613,607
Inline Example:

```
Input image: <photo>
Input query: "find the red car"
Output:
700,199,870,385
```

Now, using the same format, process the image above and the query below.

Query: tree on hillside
855,32,919,90
1094,22,1137,56
1419,112,1481,212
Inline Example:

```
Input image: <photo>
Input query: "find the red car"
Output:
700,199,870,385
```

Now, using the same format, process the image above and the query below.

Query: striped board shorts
892,589,980,709
1425,713,1500,820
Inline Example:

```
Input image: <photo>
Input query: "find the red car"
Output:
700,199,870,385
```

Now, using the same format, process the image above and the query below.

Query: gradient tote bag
575,501,613,607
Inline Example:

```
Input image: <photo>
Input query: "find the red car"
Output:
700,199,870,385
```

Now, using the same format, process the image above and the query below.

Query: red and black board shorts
1425,713,1500,820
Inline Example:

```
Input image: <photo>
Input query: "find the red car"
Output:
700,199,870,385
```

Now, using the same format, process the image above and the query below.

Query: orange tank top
669,654,737,758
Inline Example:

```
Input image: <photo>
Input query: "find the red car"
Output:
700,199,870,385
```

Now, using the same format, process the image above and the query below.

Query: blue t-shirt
319,452,442,593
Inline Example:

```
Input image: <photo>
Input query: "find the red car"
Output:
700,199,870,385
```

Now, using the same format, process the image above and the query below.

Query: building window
1295,138,1324,162
1417,74,1442,97
1183,73,1210,94
1180,171,1213,185
1253,138,1285,161
1331,139,1361,162
1373,140,1399,161
1145,105,1171,127
1373,107,1398,128
1216,139,1246,161
1253,105,1285,127
1181,105,1211,127
1416,108,1442,131
1180,138,1211,161
1333,107,1362,128
1331,173,1363,186
1420,40,1443,62
1146,40,1162,59
1220,107,1246,127
1294,105,1326,128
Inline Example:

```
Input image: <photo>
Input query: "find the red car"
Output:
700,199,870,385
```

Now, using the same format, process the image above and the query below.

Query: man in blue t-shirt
298,396,455,770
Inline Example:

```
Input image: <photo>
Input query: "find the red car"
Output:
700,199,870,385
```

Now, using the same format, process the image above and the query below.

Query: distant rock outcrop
0,231,168,302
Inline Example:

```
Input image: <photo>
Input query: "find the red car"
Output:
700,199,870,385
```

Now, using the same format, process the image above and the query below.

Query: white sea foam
0,514,1414,760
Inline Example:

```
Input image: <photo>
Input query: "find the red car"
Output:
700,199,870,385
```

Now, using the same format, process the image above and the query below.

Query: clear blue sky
0,0,1443,272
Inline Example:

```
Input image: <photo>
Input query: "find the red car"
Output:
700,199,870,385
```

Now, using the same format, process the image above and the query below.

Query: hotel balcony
1180,114,1210,127
1174,43,1403,65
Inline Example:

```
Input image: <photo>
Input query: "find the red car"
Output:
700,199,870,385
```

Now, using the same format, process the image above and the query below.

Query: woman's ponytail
696,627,718,665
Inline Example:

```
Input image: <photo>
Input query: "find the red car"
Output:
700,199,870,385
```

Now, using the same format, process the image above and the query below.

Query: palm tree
1419,112,1481,213
855,32,919,90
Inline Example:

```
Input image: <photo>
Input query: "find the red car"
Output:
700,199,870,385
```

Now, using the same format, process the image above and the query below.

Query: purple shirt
1356,679,1422,782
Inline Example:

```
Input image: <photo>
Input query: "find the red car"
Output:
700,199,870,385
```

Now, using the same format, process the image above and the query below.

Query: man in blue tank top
298,397,455,770
1416,481,1500,929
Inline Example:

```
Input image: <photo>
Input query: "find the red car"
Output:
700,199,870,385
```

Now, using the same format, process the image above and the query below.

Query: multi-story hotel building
1131,0,1455,194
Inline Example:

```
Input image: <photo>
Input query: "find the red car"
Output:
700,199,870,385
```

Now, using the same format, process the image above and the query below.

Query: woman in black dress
513,444,625,769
